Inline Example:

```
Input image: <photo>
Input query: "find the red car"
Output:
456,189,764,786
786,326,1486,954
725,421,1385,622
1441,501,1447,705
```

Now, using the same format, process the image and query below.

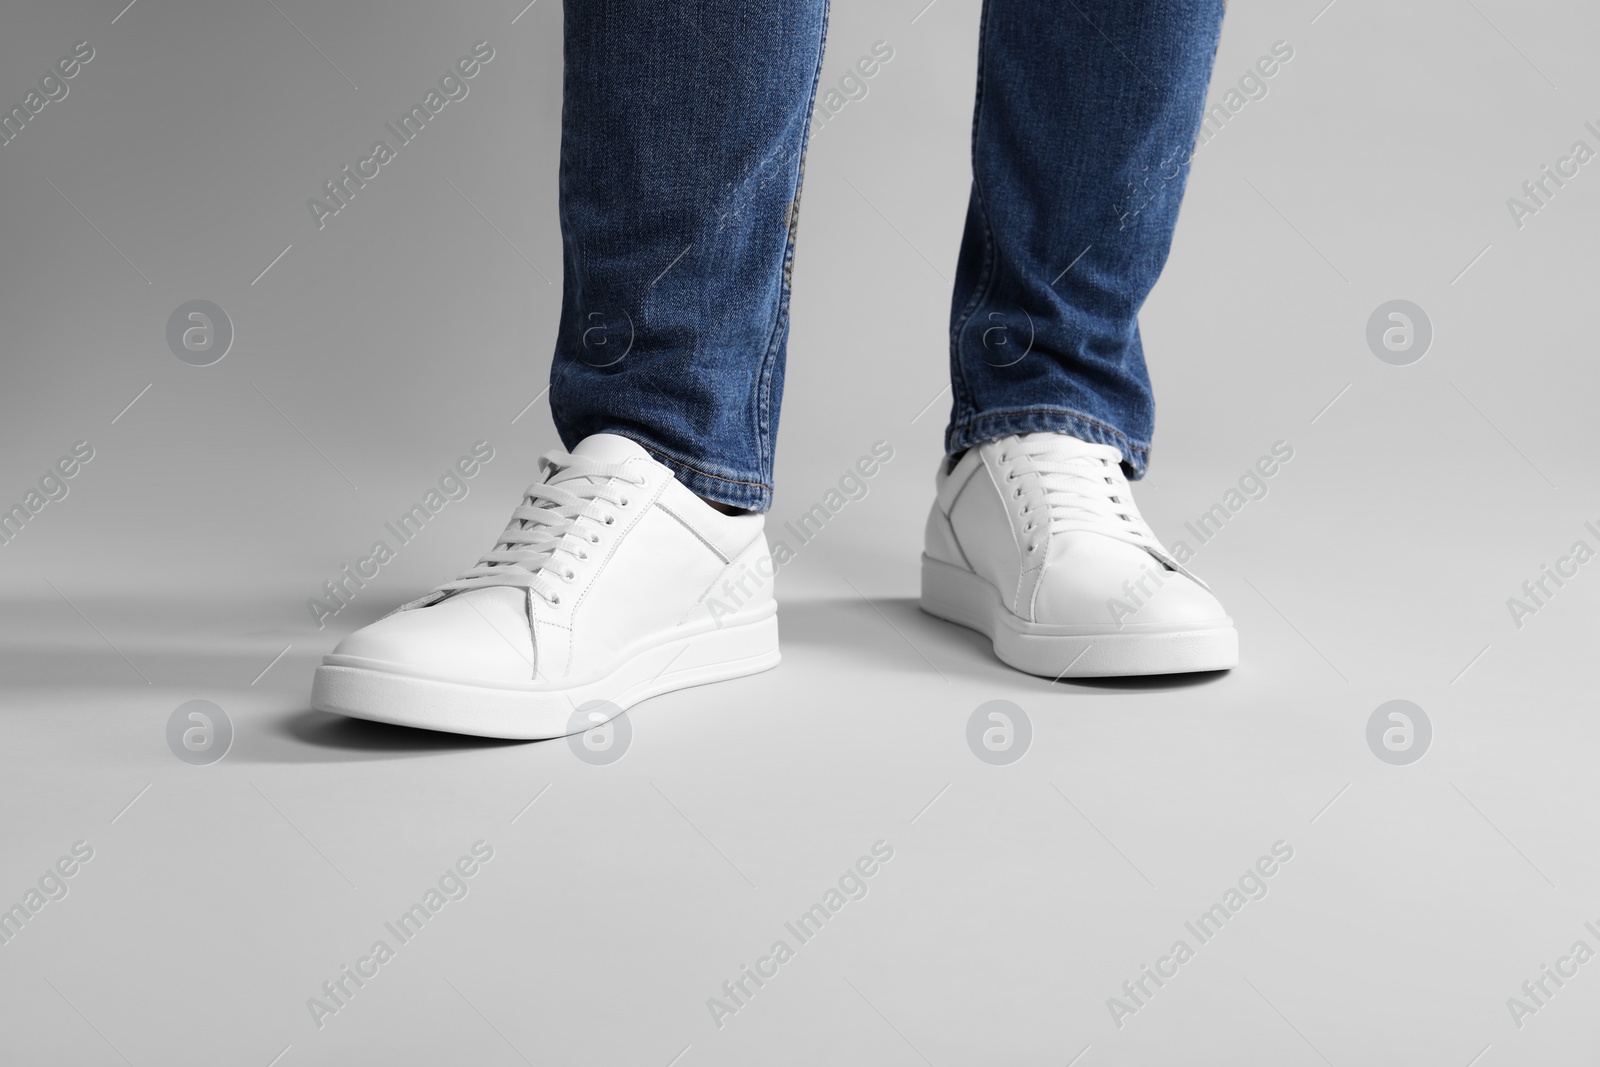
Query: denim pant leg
947,0,1225,479
551,0,831,512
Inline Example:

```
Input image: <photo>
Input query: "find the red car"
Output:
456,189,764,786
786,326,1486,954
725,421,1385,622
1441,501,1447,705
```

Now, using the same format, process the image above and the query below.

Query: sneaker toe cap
1035,533,1230,629
329,588,536,682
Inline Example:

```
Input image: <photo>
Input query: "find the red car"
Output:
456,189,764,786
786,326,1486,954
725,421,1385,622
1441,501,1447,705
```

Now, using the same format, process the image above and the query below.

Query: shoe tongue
1020,432,1122,465
544,433,654,498
569,433,652,465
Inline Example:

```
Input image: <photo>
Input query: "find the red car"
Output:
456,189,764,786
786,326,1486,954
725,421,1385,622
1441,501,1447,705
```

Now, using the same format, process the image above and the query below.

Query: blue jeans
551,0,1224,511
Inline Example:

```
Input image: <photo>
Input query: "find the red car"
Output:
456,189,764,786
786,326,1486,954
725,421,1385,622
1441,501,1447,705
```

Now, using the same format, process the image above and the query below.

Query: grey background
2,0,1597,1063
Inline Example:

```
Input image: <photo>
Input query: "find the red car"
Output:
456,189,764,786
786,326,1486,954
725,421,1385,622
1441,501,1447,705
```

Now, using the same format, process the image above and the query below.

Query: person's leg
946,0,1224,475
313,1,830,735
921,0,1236,678
551,0,832,513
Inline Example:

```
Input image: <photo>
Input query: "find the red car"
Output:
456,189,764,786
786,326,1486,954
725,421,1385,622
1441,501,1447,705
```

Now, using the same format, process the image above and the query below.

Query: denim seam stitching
753,8,832,491
947,0,1000,444
549,95,582,438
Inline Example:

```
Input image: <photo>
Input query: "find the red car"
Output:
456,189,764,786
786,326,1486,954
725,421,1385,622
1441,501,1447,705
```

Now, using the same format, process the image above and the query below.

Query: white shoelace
1001,436,1161,558
433,449,645,606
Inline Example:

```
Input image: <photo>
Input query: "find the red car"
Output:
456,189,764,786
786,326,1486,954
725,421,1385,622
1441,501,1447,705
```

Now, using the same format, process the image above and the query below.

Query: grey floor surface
3,0,1598,1063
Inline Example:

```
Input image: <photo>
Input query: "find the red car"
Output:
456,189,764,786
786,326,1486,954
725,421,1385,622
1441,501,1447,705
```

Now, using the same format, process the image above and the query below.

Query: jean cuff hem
598,431,773,512
946,408,1150,479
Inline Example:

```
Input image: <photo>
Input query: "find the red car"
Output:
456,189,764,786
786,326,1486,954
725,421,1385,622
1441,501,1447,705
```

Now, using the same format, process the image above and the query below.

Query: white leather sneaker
921,432,1237,677
311,434,780,738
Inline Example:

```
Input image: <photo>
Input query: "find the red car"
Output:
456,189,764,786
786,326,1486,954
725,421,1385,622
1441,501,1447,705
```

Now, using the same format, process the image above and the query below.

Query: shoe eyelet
549,594,561,605
619,498,630,507
605,516,615,525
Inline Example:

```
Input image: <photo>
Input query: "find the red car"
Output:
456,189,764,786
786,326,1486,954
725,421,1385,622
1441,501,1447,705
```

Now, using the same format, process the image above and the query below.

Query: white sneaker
310,434,780,738
920,432,1237,677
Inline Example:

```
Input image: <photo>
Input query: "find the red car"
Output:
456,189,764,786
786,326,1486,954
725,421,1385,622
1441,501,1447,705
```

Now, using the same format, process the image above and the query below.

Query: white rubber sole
920,555,1237,678
310,608,780,739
